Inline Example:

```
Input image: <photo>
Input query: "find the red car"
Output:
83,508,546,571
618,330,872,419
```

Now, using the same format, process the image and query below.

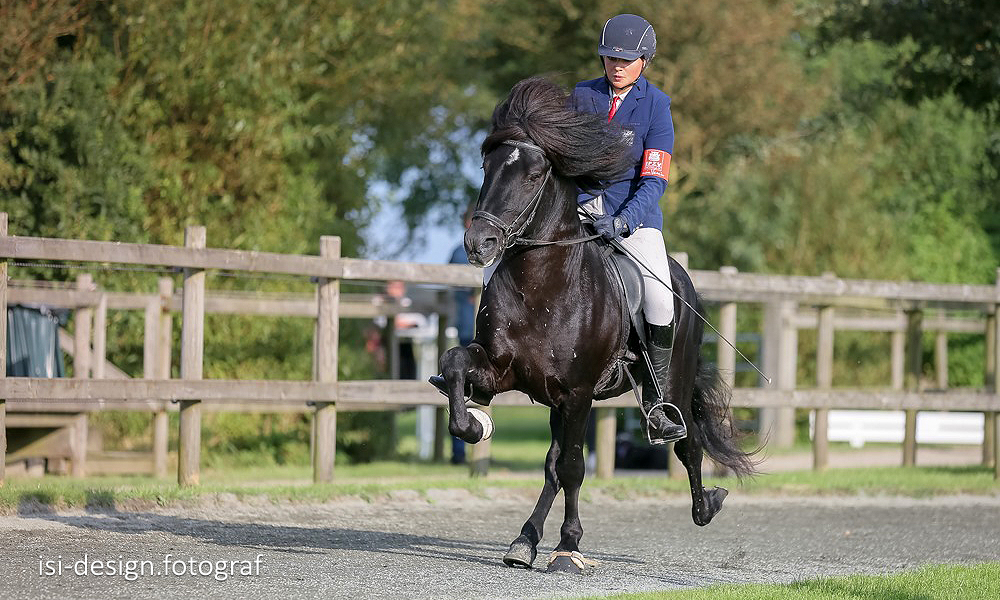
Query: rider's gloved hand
594,215,627,240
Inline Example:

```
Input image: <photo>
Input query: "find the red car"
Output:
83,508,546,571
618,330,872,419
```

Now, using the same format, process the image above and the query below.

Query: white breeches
579,196,675,326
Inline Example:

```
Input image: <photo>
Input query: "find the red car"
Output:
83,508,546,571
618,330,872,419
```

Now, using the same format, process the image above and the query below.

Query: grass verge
1,463,997,514
575,563,1000,600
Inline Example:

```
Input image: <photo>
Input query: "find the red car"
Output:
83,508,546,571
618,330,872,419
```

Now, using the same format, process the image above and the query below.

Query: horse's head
464,76,634,267
465,140,551,268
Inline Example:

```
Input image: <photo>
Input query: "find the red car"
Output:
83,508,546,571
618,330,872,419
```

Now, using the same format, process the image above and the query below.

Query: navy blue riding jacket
571,75,674,233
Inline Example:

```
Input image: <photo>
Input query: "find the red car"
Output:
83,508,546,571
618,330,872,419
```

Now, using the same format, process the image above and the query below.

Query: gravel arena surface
2,490,999,600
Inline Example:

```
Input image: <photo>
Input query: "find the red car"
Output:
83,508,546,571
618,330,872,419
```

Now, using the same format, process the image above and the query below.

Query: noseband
472,140,600,250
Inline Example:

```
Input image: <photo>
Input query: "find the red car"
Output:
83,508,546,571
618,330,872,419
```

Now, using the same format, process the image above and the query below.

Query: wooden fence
1,212,999,484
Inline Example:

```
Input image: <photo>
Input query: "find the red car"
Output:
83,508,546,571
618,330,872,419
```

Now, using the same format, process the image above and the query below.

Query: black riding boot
643,323,687,444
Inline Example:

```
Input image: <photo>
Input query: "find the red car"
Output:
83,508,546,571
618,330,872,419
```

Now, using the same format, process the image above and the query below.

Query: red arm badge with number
640,148,670,181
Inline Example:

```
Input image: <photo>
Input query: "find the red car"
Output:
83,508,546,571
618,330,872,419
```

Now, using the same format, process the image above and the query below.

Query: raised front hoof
694,486,729,526
428,375,493,406
545,551,594,575
503,536,536,569
428,375,448,396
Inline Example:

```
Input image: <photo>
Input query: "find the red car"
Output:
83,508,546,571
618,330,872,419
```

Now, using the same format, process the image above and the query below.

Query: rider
572,13,686,443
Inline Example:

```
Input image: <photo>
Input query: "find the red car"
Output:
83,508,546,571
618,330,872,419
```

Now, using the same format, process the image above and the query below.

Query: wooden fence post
313,236,340,483
72,273,93,476
984,308,997,469
935,309,948,390
701,267,740,479
153,277,173,477
74,274,94,380
178,226,206,486
762,301,798,448
814,304,834,471
717,268,738,389
142,291,160,476
93,292,107,380
902,309,923,467
993,269,1000,480
469,406,493,477
434,294,449,463
143,295,158,381
595,407,615,479
891,315,905,391
0,213,7,485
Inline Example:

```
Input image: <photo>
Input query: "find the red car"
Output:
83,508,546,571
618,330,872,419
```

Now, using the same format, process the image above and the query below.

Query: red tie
608,96,620,122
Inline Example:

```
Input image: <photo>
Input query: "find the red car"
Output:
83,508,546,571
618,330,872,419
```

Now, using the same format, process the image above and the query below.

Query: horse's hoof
467,407,494,442
545,551,596,575
428,375,493,406
428,375,448,396
503,536,536,569
694,486,729,526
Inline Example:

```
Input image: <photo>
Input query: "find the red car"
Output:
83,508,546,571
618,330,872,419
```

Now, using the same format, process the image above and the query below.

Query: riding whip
579,208,774,385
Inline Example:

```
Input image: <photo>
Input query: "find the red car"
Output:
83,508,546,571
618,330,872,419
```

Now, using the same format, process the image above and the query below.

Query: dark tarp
6,305,67,377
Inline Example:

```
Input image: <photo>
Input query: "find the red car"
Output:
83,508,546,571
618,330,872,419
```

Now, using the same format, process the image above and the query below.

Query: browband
501,139,545,154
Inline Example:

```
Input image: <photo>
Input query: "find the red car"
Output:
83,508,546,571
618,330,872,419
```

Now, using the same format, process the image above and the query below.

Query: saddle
592,241,659,401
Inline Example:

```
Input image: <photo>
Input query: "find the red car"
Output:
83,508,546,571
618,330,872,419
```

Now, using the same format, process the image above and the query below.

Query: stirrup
643,401,687,445
621,367,687,445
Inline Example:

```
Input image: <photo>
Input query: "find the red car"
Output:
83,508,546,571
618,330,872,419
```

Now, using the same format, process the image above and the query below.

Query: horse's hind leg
439,344,498,444
504,409,562,569
674,436,728,526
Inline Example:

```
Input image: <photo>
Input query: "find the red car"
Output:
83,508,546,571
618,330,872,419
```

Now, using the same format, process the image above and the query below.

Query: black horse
436,76,756,573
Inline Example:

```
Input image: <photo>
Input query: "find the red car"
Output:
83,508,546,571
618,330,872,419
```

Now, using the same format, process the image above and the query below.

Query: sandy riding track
2,490,999,600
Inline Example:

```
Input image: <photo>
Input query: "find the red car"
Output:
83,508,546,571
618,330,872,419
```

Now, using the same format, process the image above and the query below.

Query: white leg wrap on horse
467,407,494,442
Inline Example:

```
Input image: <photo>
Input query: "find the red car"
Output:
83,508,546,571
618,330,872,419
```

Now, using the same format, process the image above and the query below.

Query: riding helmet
598,14,656,62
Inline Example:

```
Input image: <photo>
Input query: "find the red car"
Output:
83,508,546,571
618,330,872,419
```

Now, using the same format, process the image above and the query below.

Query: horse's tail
692,358,759,479
668,255,759,479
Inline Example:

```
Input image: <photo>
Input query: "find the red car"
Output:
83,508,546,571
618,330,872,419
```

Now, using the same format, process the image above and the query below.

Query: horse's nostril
481,237,498,254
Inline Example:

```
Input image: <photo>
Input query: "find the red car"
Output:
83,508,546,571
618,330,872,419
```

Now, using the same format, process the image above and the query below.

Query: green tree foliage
817,0,1000,111
814,0,1000,266
3,1,997,457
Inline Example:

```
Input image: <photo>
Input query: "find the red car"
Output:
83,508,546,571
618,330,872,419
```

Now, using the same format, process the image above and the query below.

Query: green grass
1,466,539,514
2,462,997,514
396,405,551,470
575,563,1000,600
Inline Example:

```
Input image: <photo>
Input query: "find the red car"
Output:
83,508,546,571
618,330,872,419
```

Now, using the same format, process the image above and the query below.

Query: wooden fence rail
2,213,999,484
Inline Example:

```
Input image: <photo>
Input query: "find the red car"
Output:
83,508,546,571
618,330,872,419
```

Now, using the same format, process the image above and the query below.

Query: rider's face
603,56,645,92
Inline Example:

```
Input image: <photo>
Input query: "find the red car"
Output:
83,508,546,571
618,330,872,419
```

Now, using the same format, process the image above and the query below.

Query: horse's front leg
440,343,498,444
546,397,594,574
504,409,563,569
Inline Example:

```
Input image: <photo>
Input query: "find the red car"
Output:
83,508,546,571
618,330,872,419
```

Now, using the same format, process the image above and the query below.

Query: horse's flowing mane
482,76,633,190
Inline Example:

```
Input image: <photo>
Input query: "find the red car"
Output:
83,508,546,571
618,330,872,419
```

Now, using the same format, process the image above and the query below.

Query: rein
473,140,600,250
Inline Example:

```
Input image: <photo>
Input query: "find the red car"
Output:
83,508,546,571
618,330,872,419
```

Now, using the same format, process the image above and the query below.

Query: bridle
472,140,600,250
